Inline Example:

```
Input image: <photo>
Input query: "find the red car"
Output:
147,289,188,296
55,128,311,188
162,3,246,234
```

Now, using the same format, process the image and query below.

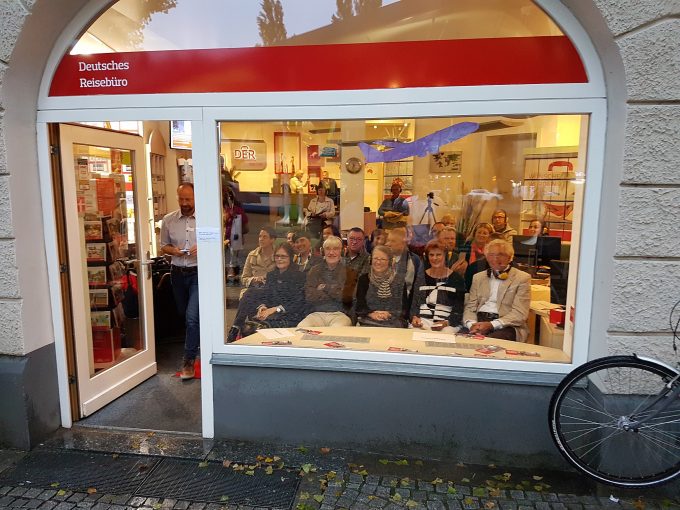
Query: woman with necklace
355,245,406,328
410,239,465,333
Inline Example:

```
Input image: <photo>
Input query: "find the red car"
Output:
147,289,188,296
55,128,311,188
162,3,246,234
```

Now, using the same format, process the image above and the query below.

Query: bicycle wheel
549,355,680,487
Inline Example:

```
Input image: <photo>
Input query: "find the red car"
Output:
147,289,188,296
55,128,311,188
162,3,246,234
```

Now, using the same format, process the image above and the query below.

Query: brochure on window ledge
257,328,294,340
412,331,456,343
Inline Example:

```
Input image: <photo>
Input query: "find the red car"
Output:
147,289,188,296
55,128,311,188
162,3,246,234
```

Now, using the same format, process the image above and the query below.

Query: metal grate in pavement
0,449,159,494
135,458,300,508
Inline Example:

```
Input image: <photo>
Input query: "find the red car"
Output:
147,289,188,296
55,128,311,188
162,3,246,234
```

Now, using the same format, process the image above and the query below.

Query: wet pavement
0,427,677,510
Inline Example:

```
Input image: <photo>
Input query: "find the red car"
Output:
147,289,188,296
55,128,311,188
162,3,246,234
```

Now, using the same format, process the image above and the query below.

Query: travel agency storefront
1,0,678,464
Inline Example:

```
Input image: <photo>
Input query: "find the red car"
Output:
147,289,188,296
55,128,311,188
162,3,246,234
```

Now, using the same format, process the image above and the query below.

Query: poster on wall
170,121,192,150
430,151,463,173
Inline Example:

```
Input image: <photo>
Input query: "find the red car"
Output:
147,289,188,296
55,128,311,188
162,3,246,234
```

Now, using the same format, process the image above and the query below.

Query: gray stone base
0,343,61,449
212,356,569,469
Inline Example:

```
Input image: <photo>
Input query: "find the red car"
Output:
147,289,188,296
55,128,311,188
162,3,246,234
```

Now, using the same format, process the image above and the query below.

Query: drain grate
0,449,300,509
136,459,300,508
0,449,158,494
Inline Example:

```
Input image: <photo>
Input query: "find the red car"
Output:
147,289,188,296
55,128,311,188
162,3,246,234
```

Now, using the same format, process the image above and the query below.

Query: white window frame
36,0,607,439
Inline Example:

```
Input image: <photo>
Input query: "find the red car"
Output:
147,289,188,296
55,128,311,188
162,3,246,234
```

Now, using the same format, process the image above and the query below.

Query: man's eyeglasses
274,254,290,259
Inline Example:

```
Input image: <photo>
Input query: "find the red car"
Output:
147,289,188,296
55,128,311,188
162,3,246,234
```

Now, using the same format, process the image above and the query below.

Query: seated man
436,226,467,275
491,209,518,242
293,233,322,273
343,227,370,276
298,236,356,327
463,239,531,341
378,183,409,229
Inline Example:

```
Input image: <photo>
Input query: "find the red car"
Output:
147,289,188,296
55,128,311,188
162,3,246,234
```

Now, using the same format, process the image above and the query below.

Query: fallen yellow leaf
320,447,331,454
223,460,232,468
86,488,97,495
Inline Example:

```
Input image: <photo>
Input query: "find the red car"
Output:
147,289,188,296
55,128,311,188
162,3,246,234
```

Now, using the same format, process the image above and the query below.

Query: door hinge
50,144,59,156
59,263,68,274
68,375,76,385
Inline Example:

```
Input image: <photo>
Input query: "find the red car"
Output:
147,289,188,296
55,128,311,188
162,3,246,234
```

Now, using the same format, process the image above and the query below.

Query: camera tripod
418,196,437,226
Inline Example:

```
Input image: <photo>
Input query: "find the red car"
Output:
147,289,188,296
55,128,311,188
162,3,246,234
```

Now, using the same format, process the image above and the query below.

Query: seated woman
355,246,406,328
527,219,547,237
463,222,494,290
410,239,465,333
303,186,335,237
463,239,531,341
227,243,306,341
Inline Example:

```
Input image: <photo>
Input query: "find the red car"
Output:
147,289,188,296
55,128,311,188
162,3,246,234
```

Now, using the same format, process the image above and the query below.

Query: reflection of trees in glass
354,0,382,15
128,0,177,48
331,0,353,23
257,0,288,46
331,0,382,23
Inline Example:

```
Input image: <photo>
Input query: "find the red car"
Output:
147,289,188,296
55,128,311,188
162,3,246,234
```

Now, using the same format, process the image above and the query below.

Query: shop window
220,114,588,364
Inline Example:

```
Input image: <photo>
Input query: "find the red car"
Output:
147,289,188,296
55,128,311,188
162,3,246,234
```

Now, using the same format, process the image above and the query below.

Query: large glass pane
73,144,145,374
217,114,588,363
72,0,563,54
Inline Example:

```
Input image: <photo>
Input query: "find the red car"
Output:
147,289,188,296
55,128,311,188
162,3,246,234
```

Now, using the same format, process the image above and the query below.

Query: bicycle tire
549,355,680,488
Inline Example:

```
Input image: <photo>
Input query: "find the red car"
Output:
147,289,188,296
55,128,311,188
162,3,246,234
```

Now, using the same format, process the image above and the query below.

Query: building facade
0,0,678,462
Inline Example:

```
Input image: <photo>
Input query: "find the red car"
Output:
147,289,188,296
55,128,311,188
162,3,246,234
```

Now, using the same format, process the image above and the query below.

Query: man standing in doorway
161,183,199,381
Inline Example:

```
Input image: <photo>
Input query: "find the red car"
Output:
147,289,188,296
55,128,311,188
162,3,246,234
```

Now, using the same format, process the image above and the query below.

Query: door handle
143,251,153,279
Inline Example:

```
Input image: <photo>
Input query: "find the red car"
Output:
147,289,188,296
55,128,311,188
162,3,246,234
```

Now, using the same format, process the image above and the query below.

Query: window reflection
220,114,588,363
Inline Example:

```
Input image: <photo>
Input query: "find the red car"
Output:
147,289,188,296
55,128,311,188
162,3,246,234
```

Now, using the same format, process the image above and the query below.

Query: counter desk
234,326,570,363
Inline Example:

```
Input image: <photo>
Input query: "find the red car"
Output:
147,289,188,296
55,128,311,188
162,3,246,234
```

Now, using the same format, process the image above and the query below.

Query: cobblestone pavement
0,429,677,510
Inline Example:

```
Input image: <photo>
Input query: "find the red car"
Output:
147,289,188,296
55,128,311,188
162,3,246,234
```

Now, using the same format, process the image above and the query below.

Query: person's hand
431,320,449,331
256,307,276,320
411,316,422,328
470,321,494,335
369,311,391,321
317,283,326,291
188,245,198,256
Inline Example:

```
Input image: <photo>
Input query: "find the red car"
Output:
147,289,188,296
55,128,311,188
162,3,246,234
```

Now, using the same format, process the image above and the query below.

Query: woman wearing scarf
354,246,407,328
462,222,494,290
410,239,465,333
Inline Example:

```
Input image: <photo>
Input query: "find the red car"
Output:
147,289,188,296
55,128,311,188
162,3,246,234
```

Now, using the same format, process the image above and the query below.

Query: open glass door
58,123,156,417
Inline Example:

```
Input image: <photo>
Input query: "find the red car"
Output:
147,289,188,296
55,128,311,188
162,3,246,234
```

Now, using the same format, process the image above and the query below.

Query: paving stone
518,506,533,510
90,504,109,510
344,490,360,500
108,505,126,510
381,477,399,488
349,474,365,485
336,498,355,508
399,479,415,490
328,482,344,490
37,493,56,502
565,505,583,510
8,490,27,498
126,500,144,509
9,500,26,508
96,497,117,506
416,482,433,492
578,498,598,506
394,489,410,499
427,494,445,502
204,505,223,510
361,485,378,495
39,503,57,510
356,495,372,505
454,486,471,497
434,483,448,494
550,504,567,510
375,488,391,499
448,502,462,510
525,492,543,502
583,505,601,510
0,499,14,507
557,495,579,504
107,499,128,508
509,492,525,501
66,495,87,504
53,504,75,510
347,484,361,490
384,504,403,510
426,499,446,510
365,476,381,486
23,491,44,500
143,501,160,508
24,501,44,510
172,503,190,510
320,505,335,510
411,491,427,502
349,503,370,510
0,489,12,497
367,498,387,509
597,498,619,508
535,502,551,510
542,495,559,503
82,496,100,504
75,503,94,509
53,493,74,503
462,498,479,510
